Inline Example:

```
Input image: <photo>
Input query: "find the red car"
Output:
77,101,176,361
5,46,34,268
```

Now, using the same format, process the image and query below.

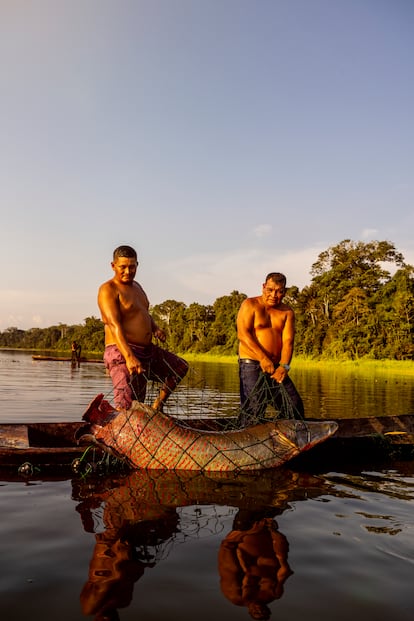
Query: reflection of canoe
72,468,333,521
32,355,104,363
1,412,413,473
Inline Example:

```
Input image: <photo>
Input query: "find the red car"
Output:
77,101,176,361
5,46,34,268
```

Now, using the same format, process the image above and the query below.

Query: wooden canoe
0,413,413,473
291,413,414,470
32,355,104,363
0,422,91,471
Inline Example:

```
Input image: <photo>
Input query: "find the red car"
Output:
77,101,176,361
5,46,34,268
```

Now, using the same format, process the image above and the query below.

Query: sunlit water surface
1,350,413,621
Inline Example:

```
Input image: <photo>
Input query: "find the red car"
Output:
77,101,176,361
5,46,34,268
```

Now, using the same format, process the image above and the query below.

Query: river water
1,350,413,621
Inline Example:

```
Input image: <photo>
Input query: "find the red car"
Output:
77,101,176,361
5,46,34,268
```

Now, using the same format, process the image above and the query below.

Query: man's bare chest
117,287,148,315
254,308,286,331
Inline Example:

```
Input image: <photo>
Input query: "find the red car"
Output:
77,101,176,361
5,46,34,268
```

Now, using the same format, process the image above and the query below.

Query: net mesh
125,357,304,433
92,354,314,472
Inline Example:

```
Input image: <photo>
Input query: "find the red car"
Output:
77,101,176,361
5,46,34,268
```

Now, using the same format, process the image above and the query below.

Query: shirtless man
98,245,188,411
236,272,304,425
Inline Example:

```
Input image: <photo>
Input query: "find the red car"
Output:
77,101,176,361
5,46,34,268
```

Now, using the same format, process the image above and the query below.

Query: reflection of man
237,272,304,426
76,478,180,621
80,533,146,621
218,511,293,620
79,510,180,620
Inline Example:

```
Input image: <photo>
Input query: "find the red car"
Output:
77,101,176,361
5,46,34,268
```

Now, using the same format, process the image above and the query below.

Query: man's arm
270,528,293,584
97,282,144,375
150,316,166,342
272,308,295,383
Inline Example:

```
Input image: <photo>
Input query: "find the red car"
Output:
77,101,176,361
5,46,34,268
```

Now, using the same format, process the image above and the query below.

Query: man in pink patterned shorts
98,245,188,411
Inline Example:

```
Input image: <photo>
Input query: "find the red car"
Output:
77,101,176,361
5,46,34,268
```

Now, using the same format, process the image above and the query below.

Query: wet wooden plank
0,425,29,449
332,414,414,438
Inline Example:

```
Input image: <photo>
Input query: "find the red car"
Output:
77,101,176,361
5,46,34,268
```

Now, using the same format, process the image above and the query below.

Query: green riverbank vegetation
1,240,413,364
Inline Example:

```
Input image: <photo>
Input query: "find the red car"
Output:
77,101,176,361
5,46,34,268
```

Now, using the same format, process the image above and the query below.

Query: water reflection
73,469,332,620
218,512,292,620
326,464,414,501
0,350,112,421
1,351,414,621
0,350,413,423
295,365,414,419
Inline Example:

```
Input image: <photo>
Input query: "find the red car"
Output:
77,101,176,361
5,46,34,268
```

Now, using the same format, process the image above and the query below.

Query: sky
1,0,413,330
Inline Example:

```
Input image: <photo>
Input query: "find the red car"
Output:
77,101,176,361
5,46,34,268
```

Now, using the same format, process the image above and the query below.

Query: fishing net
124,353,305,434
84,354,320,472
86,349,322,473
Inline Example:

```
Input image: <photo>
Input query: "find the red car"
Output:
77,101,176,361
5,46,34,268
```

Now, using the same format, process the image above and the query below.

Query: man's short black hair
113,245,137,261
265,272,287,287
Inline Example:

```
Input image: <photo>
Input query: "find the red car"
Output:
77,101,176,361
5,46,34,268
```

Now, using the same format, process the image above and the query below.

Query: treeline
1,240,413,361
0,316,105,354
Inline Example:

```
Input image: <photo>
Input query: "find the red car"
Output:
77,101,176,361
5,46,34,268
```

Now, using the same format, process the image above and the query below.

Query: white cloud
161,245,324,304
253,224,272,238
361,228,379,240
31,315,44,326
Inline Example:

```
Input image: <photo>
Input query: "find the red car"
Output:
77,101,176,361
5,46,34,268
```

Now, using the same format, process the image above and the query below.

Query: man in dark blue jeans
236,272,304,426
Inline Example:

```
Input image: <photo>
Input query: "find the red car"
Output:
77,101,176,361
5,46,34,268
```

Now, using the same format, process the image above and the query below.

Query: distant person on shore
236,272,304,425
98,245,188,411
71,341,82,366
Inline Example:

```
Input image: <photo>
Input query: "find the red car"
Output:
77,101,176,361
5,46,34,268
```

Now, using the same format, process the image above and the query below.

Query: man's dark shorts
104,343,188,409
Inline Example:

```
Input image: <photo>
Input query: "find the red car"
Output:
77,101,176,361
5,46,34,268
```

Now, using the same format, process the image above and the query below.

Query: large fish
79,394,338,472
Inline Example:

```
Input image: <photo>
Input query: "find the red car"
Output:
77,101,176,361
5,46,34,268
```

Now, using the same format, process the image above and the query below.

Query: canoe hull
0,422,86,470
1,412,413,473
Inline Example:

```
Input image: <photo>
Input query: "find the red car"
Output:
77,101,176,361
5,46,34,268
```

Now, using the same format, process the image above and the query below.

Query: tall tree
209,291,247,353
299,240,409,359
310,239,406,313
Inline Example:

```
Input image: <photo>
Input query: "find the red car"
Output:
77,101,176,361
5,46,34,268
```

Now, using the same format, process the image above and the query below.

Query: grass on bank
2,347,413,376
180,352,414,376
